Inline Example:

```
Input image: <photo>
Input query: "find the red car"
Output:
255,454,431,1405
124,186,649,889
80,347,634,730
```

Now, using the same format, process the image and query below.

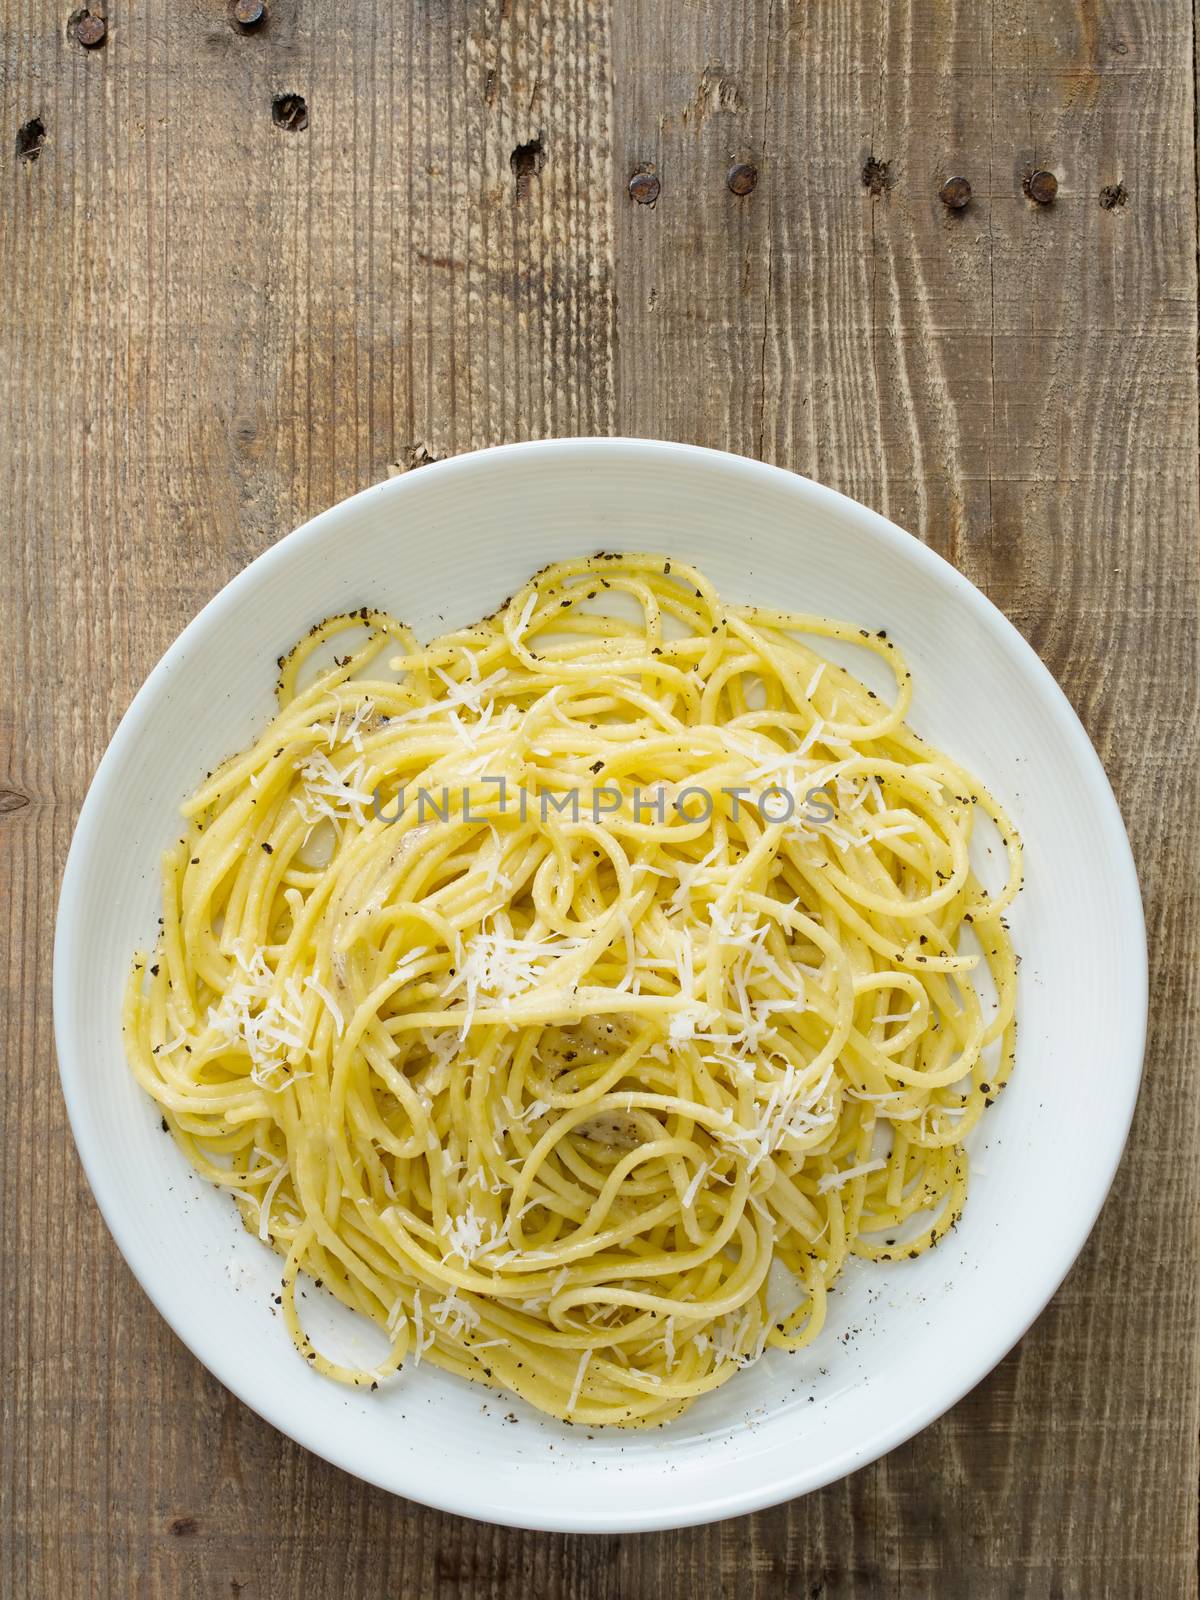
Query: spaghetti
124,553,1021,1425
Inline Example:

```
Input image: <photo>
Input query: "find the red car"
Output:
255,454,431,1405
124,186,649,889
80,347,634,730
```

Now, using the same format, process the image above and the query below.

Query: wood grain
2,0,1197,1595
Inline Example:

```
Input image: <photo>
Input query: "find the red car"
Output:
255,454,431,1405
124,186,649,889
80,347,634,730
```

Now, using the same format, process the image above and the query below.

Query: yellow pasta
124,553,1021,1426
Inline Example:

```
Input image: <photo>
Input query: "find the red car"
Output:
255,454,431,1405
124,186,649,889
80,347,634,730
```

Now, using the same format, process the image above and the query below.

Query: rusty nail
629,171,660,205
75,11,107,46
727,162,758,196
232,0,265,25
938,175,971,210
1027,169,1058,205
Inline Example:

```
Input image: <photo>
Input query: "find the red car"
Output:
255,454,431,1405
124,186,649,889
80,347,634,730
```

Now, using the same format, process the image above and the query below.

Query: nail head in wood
75,11,107,47
232,0,265,26
938,175,971,210
727,162,758,196
1027,169,1058,205
629,172,660,205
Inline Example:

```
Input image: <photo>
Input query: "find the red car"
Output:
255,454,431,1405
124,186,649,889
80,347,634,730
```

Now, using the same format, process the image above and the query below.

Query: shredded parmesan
304,975,344,1036
818,1157,887,1193
567,1349,591,1413
681,1162,709,1209
258,1160,290,1241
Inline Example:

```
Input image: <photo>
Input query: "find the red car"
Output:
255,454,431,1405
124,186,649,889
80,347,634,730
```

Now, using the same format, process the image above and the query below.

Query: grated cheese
818,1157,887,1193
444,1207,486,1264
567,1349,591,1413
444,925,586,1038
294,750,375,828
681,1162,710,1209
209,946,310,1082
513,591,538,642
258,1160,290,1241
304,975,344,1037
429,1287,481,1339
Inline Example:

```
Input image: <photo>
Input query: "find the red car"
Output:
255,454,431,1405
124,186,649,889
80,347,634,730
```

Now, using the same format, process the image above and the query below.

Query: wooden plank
2,0,1197,1595
1,3,619,1597
613,4,1200,1594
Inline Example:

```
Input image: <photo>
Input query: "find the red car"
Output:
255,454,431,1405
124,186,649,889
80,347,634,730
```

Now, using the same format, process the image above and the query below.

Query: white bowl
54,439,1146,1531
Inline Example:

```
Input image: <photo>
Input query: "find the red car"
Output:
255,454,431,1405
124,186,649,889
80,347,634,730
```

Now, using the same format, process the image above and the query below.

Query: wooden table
3,2,1198,1595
